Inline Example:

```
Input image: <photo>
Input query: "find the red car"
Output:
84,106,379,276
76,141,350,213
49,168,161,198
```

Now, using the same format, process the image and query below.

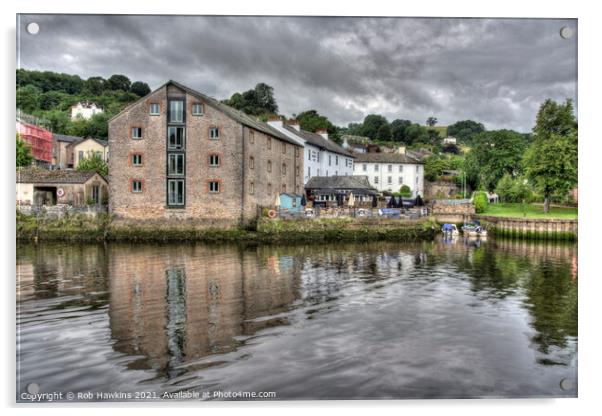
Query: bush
399,185,412,198
473,191,488,213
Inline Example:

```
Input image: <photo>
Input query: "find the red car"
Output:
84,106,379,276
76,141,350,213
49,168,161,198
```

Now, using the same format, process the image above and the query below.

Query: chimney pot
287,119,300,131
316,128,329,140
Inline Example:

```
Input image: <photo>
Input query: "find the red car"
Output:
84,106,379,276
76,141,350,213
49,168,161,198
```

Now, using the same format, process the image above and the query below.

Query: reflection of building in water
107,244,301,380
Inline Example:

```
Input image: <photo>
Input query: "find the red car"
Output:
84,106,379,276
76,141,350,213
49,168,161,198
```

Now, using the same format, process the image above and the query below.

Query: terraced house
108,80,303,226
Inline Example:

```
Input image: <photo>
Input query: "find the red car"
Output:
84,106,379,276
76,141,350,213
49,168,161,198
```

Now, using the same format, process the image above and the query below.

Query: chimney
316,128,329,140
287,119,301,131
397,145,406,155
267,115,283,128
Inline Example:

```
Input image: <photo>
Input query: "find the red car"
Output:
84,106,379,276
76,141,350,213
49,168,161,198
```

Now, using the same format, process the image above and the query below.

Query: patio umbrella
274,194,281,207
347,192,355,207
300,194,306,206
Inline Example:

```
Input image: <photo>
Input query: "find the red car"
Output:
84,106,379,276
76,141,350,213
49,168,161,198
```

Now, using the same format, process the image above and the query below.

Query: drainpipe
241,125,246,225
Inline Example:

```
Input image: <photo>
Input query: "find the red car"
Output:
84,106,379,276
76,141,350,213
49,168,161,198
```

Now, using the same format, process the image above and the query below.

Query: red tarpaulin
16,121,53,163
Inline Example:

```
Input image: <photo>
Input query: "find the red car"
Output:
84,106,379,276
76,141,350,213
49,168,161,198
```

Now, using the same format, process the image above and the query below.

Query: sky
17,15,577,133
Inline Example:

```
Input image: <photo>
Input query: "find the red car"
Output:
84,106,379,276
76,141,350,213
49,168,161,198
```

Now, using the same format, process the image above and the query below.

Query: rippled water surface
16,238,577,401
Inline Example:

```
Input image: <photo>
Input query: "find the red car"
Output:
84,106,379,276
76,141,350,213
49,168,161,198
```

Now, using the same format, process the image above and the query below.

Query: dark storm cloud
18,15,577,132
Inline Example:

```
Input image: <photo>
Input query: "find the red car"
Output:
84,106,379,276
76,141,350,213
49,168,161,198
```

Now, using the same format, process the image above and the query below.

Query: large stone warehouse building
108,80,303,226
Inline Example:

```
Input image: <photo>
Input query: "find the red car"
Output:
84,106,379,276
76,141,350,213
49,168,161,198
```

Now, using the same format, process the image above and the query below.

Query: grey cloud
18,15,577,132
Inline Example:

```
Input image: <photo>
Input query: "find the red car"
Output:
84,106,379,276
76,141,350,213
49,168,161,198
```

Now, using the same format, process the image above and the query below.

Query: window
329,155,332,166
131,127,142,139
92,185,100,204
168,153,185,176
267,137,272,149
388,176,392,184
131,179,143,193
169,100,184,123
296,165,300,177
249,130,255,144
282,142,286,154
150,103,160,115
363,164,367,172
208,181,220,193
308,151,311,161
167,179,185,205
268,183,272,195
95,151,102,159
416,165,419,173
249,156,254,169
335,155,339,165
78,150,84,161
388,165,392,173
267,160,272,173
398,177,403,184
168,127,185,149
249,181,254,195
374,176,379,184
374,165,379,172
210,127,219,139
192,103,203,116
308,166,311,177
209,154,220,167
282,163,287,175
399,165,404,173
132,153,142,166
295,147,299,158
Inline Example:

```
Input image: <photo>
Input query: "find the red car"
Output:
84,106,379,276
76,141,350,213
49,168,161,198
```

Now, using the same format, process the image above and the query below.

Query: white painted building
70,101,104,120
443,136,457,145
353,150,425,197
268,119,355,184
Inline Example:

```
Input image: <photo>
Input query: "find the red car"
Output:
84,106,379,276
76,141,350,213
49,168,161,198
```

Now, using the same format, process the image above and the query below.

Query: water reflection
16,238,577,399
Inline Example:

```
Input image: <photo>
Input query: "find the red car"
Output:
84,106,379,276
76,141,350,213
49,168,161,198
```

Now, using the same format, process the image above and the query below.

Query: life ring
267,209,277,219
57,188,65,197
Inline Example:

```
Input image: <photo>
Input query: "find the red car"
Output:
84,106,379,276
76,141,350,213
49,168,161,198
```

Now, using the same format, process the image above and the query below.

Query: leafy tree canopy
106,74,131,92
130,81,151,97
16,134,33,167
447,120,486,143
76,153,108,177
296,110,341,143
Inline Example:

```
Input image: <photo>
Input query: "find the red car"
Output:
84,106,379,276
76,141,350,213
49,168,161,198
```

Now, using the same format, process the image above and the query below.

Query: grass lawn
483,203,577,219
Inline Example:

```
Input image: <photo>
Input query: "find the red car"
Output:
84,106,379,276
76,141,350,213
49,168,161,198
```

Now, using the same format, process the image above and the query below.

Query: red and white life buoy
57,188,65,197
267,209,277,219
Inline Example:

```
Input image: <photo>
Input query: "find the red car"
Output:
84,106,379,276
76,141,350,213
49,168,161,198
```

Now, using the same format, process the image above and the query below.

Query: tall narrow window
209,154,220,167
267,160,272,173
131,180,143,193
249,181,254,195
131,153,143,166
131,127,142,139
210,127,219,139
168,154,185,176
249,130,255,144
282,163,287,175
169,100,184,123
168,127,185,149
149,103,160,115
208,181,220,193
167,179,185,205
282,142,286,154
267,137,272,149
268,183,272,195
249,156,255,169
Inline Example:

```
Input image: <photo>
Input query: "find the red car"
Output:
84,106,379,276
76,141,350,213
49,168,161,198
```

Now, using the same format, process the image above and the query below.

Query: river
16,237,577,401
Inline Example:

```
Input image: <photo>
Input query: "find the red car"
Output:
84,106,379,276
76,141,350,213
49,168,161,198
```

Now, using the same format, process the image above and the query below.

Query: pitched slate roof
354,152,423,164
282,125,354,157
305,175,376,191
16,167,107,184
113,80,301,147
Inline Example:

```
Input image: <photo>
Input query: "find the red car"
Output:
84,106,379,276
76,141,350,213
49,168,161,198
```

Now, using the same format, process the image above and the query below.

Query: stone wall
425,180,459,200
17,204,108,219
474,215,578,239
430,199,475,223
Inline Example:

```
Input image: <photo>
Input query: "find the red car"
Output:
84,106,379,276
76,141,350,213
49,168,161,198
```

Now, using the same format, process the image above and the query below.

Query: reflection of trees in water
432,238,578,354
17,243,109,306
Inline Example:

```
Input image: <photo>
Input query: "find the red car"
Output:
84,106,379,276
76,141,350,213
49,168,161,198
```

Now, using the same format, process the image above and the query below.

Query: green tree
404,123,429,145
131,81,151,97
426,116,438,127
107,74,131,92
83,76,107,95
296,110,341,143
16,134,33,166
390,119,412,143
44,110,71,134
424,155,450,182
447,120,485,143
463,129,527,191
361,114,389,140
376,123,392,140
473,191,488,213
524,99,578,213
76,153,108,177
16,85,42,113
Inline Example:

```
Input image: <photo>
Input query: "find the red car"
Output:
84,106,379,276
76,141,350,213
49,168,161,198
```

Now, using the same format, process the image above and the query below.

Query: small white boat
441,223,459,236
